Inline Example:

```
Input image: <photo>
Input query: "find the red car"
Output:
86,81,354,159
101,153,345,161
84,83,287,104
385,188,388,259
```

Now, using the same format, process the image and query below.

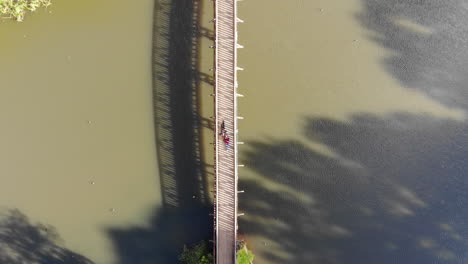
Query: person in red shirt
223,136,230,150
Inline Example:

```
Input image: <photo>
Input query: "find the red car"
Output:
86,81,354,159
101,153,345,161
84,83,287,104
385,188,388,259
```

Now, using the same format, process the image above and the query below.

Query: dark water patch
0,209,94,264
357,0,468,110
107,0,213,263
109,206,211,264
239,113,468,264
151,0,213,208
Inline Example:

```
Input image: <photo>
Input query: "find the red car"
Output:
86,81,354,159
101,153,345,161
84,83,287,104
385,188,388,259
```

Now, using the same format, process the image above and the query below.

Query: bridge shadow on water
238,0,468,264
107,0,214,264
0,1,214,263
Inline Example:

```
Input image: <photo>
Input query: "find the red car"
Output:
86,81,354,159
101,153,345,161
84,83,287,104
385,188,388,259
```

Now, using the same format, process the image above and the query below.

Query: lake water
1,0,467,264
0,0,160,263
237,0,468,264
0,0,217,263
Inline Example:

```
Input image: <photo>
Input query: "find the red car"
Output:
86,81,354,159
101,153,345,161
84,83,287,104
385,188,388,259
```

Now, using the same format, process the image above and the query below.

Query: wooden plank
214,0,238,263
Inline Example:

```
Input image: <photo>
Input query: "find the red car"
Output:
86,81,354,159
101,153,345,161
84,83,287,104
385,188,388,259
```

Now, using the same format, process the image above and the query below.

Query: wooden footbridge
212,0,243,263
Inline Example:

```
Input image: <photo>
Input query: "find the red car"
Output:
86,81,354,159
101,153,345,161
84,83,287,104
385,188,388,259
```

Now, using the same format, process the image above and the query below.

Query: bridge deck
214,0,238,263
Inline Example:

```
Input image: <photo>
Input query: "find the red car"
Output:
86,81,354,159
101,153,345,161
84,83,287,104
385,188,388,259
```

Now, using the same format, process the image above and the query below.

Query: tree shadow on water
234,2,468,263
108,206,210,264
240,113,468,264
357,0,468,110
0,209,93,264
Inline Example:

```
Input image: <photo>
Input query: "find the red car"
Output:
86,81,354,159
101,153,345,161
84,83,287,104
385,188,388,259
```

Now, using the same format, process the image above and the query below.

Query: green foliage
236,244,254,264
198,255,211,264
0,0,52,22
179,241,213,264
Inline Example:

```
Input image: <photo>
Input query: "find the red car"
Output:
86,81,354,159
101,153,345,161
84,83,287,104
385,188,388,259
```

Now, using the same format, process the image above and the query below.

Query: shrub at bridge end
236,242,254,264
179,241,213,264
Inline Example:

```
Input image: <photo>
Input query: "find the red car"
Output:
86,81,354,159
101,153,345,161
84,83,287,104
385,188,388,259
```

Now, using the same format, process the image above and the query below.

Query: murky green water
0,0,217,263
237,0,468,264
2,0,467,263
0,0,159,263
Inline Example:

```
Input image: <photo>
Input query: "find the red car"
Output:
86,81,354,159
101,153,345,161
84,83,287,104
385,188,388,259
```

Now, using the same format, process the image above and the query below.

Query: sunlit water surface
0,1,159,263
237,1,468,264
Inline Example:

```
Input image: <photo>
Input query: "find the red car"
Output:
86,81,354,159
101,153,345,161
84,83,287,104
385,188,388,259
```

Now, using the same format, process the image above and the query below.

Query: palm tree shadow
235,2,468,262
239,113,468,264
0,209,94,264
357,0,468,110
